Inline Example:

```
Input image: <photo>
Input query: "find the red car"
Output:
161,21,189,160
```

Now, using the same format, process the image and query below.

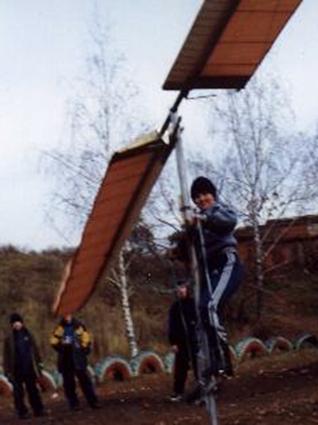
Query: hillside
0,245,318,369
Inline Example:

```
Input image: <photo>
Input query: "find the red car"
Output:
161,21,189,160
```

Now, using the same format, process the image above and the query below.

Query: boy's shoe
185,385,202,404
204,377,219,395
186,378,219,404
218,368,233,379
169,393,183,402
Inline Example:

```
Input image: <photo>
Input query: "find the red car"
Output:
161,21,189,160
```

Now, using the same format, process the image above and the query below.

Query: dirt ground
1,350,318,425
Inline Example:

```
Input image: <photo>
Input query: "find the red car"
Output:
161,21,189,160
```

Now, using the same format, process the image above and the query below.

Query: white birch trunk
118,251,139,358
252,214,264,318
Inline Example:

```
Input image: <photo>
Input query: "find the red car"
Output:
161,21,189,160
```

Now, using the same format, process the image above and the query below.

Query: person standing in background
3,313,45,419
50,314,100,410
168,280,198,401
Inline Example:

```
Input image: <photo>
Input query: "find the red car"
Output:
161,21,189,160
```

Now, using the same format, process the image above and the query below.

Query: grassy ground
1,349,318,424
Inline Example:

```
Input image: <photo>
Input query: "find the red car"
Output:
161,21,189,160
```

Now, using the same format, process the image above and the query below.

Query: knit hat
190,176,217,201
176,278,190,287
9,313,23,324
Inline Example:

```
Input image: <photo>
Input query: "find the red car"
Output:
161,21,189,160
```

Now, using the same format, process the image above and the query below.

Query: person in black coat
168,280,198,401
3,313,45,419
50,314,99,410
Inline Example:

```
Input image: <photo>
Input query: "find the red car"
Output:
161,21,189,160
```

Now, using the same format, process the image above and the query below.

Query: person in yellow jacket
50,314,99,410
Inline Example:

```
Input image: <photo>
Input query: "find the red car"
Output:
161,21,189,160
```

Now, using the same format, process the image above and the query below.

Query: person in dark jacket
189,176,243,378
3,313,45,419
50,314,99,410
168,280,198,401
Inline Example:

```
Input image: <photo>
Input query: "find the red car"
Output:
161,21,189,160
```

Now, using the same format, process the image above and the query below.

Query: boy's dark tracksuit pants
199,248,243,376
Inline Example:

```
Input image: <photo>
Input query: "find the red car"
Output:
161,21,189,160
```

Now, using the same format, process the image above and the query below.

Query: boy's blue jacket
172,201,238,265
199,201,237,257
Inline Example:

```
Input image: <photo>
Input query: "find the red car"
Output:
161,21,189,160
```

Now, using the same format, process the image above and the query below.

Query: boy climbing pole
172,176,243,385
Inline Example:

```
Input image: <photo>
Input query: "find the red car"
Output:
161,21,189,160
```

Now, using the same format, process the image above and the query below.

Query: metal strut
159,90,188,138
172,121,219,425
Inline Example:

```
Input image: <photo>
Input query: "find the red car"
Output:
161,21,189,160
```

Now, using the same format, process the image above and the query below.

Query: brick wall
235,215,318,275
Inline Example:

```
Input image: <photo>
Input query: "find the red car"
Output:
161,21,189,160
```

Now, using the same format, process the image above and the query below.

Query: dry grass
1,246,318,368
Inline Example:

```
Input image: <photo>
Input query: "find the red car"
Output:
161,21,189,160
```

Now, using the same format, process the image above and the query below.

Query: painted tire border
265,336,293,354
294,333,318,351
130,351,165,376
95,356,133,383
38,370,57,392
0,374,13,397
236,337,269,362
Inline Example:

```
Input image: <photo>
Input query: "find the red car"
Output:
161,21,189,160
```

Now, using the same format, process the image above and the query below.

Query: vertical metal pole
174,124,219,425
175,129,192,222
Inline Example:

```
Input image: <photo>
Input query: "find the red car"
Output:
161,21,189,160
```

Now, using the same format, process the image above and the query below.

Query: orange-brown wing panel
163,0,302,90
53,133,172,315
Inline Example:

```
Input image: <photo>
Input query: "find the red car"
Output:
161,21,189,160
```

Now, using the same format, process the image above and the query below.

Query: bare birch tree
46,21,146,234
44,18,149,356
192,77,318,318
107,249,139,357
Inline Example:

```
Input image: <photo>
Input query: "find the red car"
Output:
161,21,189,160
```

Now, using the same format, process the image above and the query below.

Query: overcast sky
0,0,317,251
